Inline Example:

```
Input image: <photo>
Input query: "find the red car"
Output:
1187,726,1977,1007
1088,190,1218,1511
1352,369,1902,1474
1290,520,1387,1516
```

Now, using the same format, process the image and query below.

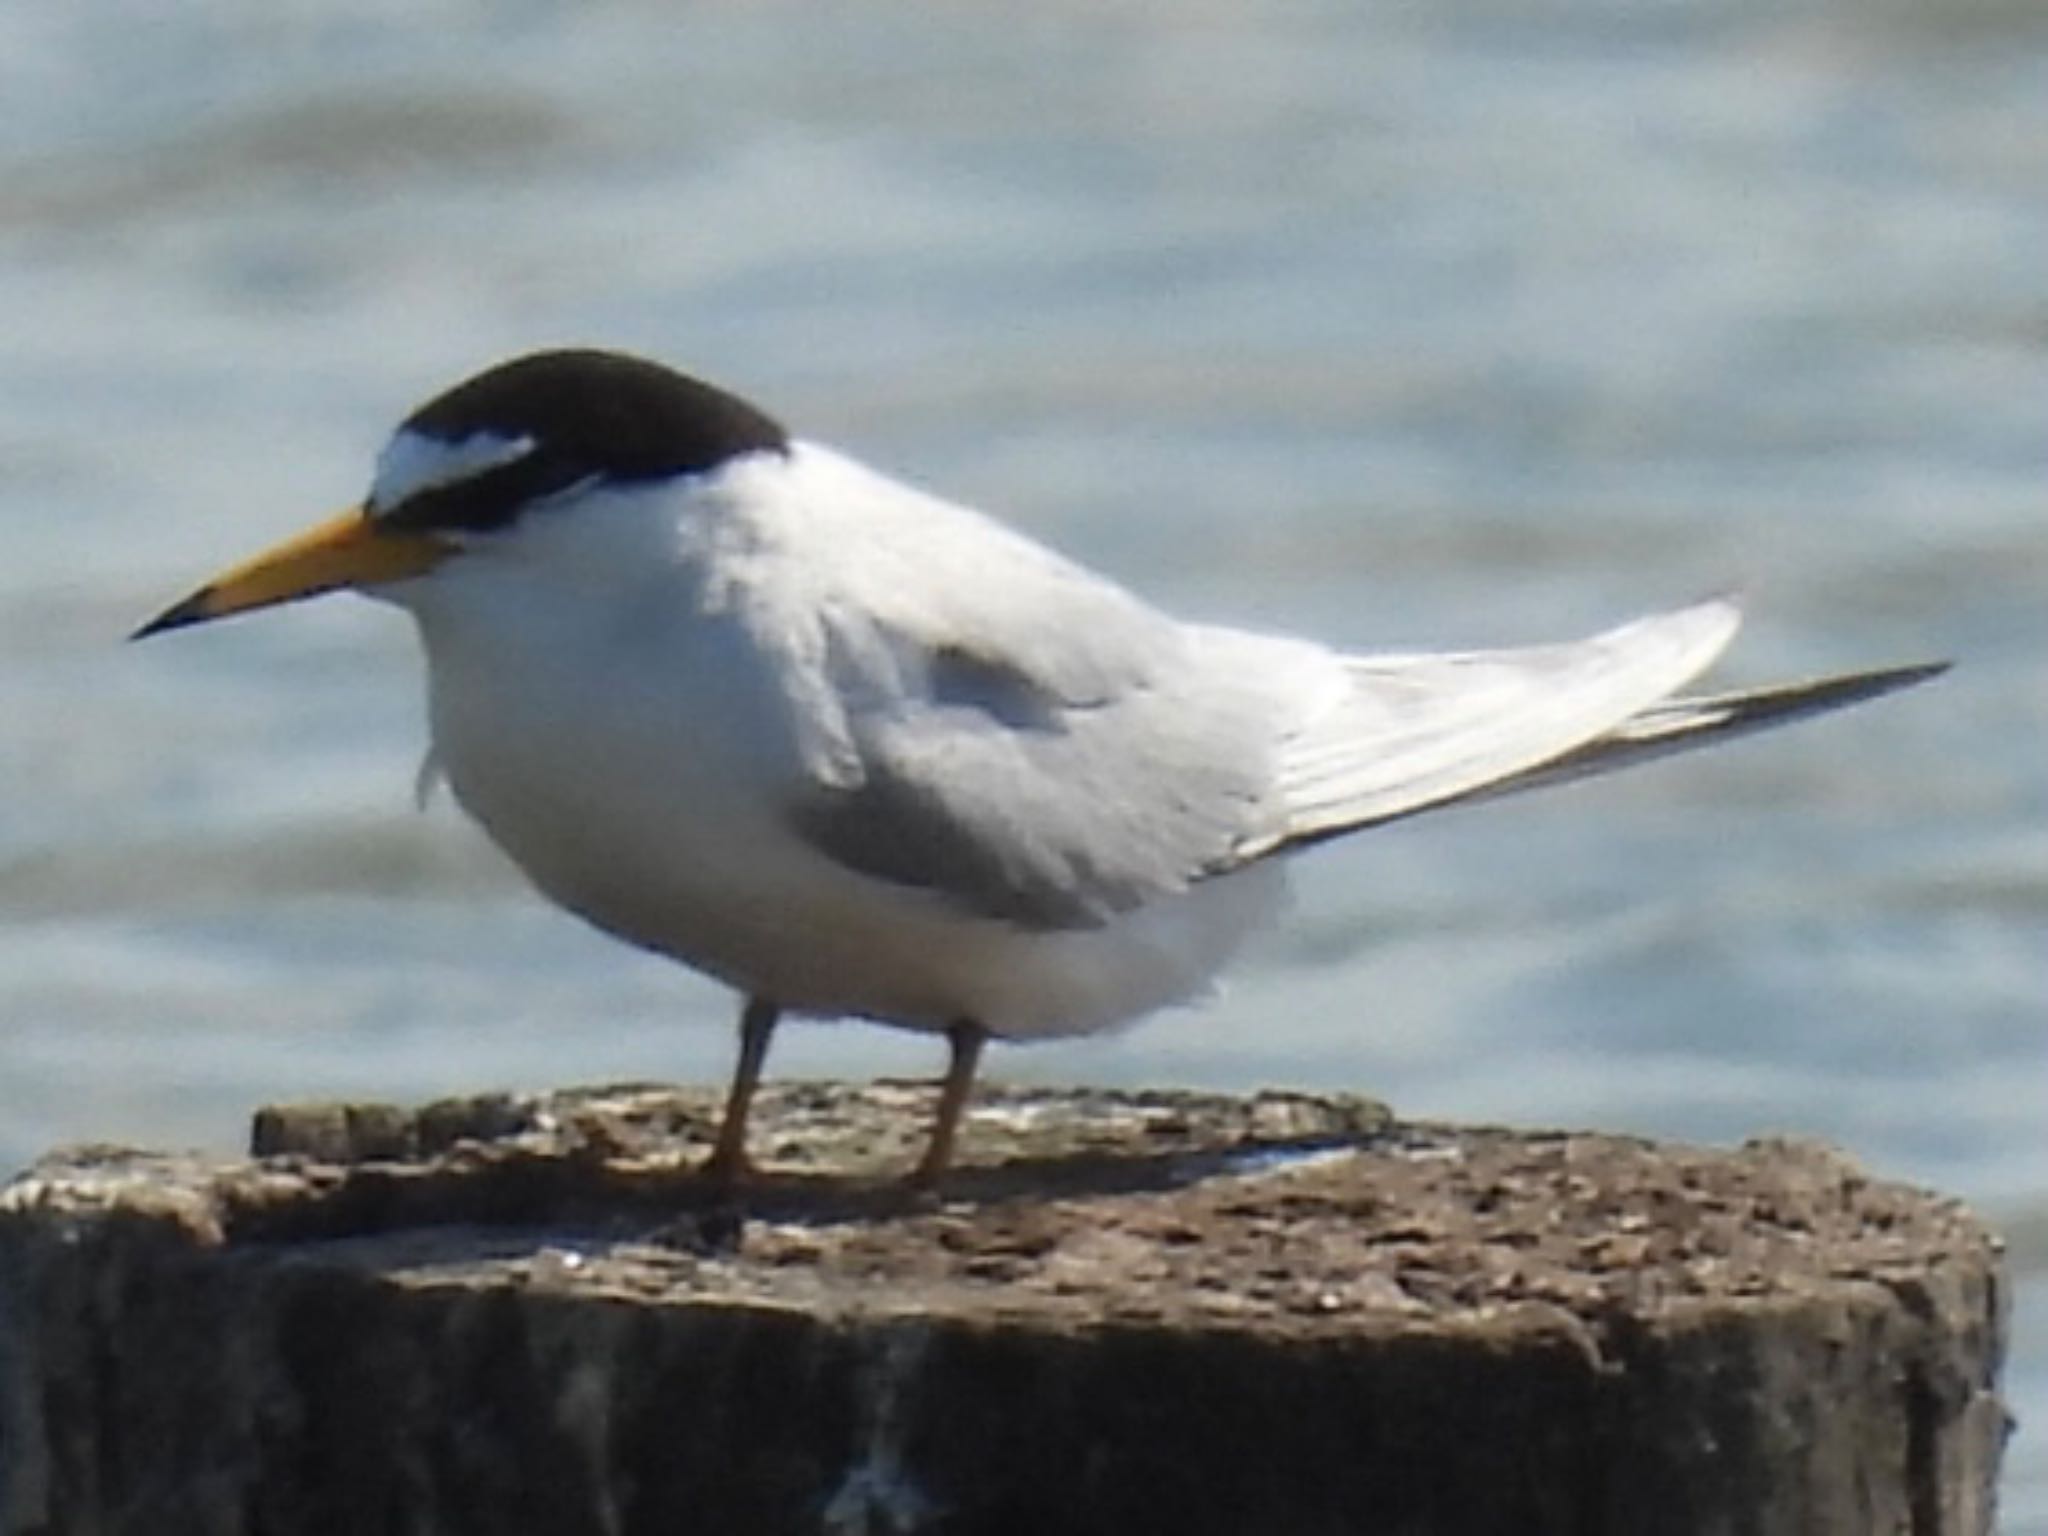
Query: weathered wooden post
0,1084,2008,1534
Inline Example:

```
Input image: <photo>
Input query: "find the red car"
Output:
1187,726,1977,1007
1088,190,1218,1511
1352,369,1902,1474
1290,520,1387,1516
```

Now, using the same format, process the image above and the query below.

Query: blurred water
3,0,2044,1522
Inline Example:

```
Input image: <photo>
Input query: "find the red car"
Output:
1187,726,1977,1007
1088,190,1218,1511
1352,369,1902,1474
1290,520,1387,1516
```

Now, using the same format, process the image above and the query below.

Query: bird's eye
378,444,601,535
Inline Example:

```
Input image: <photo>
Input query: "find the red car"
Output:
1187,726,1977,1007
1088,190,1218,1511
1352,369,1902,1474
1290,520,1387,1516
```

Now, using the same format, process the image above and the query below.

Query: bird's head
133,349,788,640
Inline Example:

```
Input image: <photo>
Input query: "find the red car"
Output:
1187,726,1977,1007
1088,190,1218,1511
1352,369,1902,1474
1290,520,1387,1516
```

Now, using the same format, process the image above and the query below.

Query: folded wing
783,561,1940,933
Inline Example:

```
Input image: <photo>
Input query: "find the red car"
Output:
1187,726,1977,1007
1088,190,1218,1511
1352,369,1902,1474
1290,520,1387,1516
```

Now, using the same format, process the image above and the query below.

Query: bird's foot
901,1147,953,1197
697,1143,757,1189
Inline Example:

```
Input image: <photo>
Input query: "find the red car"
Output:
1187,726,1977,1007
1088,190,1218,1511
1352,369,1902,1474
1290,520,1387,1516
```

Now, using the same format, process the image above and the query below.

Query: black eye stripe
379,447,597,533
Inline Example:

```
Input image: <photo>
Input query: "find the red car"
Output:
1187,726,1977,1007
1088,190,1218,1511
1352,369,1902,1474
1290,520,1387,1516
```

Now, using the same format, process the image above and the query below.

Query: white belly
414,601,1284,1041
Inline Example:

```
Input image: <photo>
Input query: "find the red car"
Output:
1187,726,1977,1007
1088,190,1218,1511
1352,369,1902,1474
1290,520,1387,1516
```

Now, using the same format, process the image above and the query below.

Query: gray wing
752,454,1896,928
790,616,1282,930
741,449,1290,931
785,595,1751,927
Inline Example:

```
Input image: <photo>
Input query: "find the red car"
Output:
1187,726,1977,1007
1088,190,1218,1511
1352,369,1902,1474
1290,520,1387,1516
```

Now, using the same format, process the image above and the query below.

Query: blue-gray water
3,1,2043,1522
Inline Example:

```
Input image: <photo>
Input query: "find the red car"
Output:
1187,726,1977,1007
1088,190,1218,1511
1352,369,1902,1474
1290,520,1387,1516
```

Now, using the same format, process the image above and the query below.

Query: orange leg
701,996,778,1185
908,1020,987,1188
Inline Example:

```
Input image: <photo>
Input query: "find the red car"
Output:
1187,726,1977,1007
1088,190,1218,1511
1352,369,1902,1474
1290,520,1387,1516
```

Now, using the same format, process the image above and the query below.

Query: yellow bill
132,507,452,639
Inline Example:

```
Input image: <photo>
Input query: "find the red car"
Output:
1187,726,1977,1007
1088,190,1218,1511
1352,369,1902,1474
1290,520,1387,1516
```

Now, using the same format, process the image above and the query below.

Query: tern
135,349,1944,1185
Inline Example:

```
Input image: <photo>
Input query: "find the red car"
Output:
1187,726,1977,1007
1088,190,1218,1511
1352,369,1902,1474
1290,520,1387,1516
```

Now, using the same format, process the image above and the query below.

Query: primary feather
1244,597,1743,858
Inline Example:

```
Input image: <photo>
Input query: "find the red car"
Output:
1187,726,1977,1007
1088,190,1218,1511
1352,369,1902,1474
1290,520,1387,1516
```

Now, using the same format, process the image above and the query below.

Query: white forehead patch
369,429,536,515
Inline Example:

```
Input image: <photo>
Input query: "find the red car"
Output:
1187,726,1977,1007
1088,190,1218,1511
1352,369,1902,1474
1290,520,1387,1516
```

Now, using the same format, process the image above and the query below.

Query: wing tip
1825,657,1953,702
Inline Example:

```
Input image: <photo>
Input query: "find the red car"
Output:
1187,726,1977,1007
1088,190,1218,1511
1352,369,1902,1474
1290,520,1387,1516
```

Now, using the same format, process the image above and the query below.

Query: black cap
377,349,789,533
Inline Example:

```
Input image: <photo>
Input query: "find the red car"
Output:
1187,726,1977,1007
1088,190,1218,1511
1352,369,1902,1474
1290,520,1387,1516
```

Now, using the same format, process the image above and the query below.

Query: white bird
135,349,1945,1186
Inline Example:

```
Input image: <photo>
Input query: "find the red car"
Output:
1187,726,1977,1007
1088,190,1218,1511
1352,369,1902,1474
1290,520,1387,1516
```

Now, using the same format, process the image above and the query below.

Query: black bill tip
129,589,214,642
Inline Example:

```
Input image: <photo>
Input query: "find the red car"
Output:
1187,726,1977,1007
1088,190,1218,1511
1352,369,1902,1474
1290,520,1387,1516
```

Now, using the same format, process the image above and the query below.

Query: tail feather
1248,596,1744,857
1248,586,1947,862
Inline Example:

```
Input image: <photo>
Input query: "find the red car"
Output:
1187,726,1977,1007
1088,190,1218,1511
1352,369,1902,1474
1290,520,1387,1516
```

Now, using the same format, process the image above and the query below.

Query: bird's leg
701,996,779,1185
908,1020,987,1188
